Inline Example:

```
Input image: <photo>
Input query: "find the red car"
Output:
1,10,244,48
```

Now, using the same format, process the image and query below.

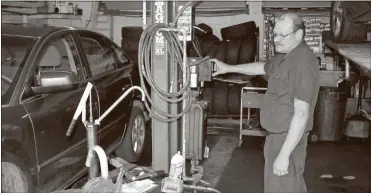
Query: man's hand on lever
210,58,229,77
210,58,267,77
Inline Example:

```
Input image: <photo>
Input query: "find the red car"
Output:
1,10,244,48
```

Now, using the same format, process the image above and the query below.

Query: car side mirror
31,71,78,94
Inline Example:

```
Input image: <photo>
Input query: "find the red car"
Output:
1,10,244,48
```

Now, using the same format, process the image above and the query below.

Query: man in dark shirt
211,13,320,193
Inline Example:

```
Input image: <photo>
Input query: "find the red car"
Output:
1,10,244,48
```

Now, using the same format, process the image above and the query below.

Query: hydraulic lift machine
54,1,221,193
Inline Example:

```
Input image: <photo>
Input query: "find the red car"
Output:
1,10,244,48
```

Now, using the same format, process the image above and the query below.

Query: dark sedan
1,24,149,193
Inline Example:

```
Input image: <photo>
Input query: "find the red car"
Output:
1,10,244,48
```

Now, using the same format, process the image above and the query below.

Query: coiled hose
137,1,202,122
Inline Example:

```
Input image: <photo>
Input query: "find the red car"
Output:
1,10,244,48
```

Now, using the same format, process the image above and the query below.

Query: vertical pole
150,0,176,173
169,0,180,167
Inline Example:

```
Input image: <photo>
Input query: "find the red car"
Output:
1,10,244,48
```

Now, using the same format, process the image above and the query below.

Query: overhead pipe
143,0,147,29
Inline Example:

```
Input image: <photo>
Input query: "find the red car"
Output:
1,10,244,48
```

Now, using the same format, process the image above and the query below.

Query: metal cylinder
181,29,188,179
87,123,99,179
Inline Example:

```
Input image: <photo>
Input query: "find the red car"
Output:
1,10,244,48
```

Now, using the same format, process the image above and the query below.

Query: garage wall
1,13,25,23
2,0,264,60
2,13,264,61
2,13,113,39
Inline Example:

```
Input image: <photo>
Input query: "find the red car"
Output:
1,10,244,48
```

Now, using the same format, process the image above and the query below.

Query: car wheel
1,161,29,193
115,106,146,163
330,1,367,43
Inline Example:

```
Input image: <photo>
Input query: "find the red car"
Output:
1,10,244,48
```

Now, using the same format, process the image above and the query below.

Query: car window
112,44,131,68
1,35,37,99
36,34,82,80
20,34,83,101
78,32,118,77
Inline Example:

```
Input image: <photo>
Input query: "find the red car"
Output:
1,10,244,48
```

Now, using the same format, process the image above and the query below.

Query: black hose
138,23,193,122
137,1,208,122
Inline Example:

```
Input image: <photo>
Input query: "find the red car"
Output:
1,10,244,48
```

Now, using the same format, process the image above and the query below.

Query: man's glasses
273,29,299,39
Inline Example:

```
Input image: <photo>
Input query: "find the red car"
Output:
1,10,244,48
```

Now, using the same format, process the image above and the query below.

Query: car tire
1,152,33,193
195,23,213,37
227,84,242,115
121,27,143,39
226,39,242,65
200,34,220,56
215,40,228,62
202,84,214,115
114,106,146,163
221,21,257,40
330,1,367,43
212,82,229,115
238,36,256,64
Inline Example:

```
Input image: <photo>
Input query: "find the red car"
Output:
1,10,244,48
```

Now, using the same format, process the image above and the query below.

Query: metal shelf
238,87,268,147
325,40,371,76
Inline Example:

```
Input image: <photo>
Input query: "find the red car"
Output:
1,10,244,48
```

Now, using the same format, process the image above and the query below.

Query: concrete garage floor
71,129,369,193
200,132,371,193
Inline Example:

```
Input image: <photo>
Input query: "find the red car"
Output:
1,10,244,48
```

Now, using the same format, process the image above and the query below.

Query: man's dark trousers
264,132,309,193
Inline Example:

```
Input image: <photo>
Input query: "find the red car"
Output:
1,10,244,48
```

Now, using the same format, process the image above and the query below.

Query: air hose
137,1,202,122
138,23,191,122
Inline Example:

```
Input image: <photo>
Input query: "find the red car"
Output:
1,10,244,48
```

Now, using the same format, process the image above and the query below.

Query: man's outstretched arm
227,62,267,76
211,58,267,76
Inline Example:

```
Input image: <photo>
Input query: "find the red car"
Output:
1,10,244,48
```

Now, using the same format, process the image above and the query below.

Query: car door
74,30,134,151
21,32,91,192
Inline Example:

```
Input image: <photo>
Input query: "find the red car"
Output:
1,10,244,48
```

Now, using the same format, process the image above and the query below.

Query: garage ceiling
104,1,247,11
103,1,332,11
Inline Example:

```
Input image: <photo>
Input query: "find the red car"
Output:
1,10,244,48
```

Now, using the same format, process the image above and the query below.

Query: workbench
324,40,371,77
